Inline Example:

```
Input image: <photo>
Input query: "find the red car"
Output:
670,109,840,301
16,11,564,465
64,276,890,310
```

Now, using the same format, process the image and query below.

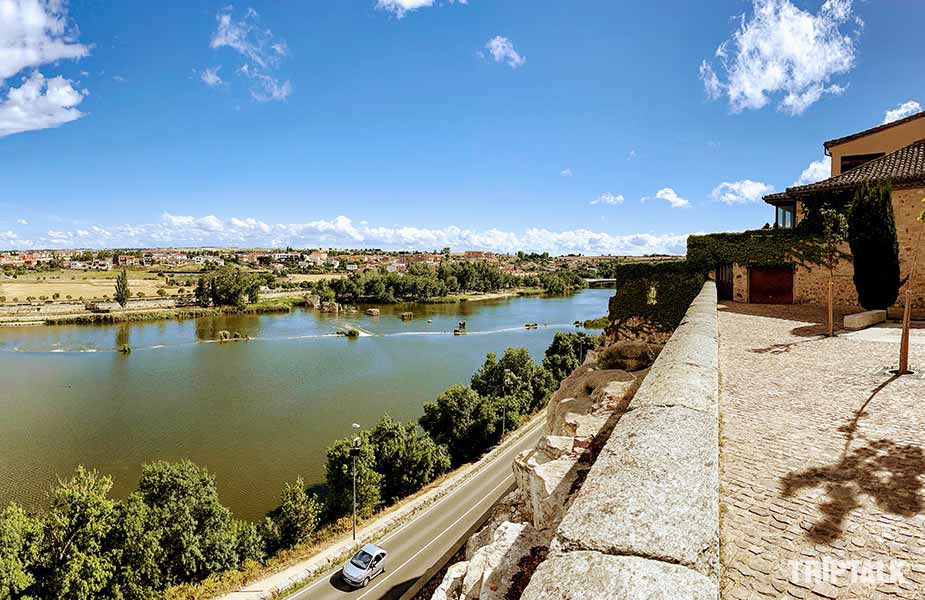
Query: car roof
360,543,386,555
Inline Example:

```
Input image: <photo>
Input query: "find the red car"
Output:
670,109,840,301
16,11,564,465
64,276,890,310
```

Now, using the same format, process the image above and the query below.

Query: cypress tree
114,269,131,308
847,181,902,310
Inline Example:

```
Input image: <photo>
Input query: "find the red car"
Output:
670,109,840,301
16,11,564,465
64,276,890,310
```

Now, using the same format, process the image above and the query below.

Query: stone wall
521,282,720,600
793,187,925,317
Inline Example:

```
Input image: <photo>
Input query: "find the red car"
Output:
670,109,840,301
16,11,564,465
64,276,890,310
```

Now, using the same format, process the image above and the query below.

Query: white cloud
627,149,637,160
560,168,573,177
200,66,223,87
0,0,90,137
643,188,690,208
883,100,921,124
17,219,28,225
794,156,831,185
376,0,467,18
711,179,774,205
0,0,90,84
209,7,291,102
484,36,525,69
20,213,691,256
700,0,859,115
0,71,87,138
590,193,624,206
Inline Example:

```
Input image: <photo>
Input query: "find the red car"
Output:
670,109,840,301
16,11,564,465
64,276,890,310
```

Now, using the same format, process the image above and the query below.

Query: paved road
287,420,545,600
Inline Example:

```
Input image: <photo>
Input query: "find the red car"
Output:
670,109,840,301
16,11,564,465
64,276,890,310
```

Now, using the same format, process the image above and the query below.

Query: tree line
0,331,597,600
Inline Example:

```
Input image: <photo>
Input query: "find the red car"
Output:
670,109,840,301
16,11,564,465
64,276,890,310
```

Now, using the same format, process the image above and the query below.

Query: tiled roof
763,192,792,204
823,111,925,149
785,139,925,197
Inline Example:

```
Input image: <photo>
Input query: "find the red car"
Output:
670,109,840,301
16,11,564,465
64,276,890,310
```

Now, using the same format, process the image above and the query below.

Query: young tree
819,207,849,337
114,269,131,308
848,181,902,310
369,416,451,504
324,434,382,520
899,197,925,374
268,477,322,551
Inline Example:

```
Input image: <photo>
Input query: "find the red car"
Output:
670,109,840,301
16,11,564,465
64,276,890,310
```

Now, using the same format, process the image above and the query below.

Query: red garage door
749,267,793,304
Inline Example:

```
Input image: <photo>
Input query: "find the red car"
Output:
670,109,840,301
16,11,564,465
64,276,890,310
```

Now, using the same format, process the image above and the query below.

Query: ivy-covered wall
686,229,827,269
606,260,707,343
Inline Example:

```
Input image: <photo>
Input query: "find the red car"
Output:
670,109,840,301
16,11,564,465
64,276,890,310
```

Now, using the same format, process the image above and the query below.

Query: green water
0,290,610,520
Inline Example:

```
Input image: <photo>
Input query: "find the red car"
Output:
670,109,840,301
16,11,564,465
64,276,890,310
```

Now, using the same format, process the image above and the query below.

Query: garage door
749,267,793,304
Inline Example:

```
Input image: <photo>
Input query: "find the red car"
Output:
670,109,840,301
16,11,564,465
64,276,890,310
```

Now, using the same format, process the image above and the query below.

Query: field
284,273,346,283
0,269,179,302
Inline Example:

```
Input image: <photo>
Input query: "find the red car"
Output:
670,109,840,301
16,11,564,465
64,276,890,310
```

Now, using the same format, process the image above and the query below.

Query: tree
543,332,598,381
848,182,902,310
268,477,322,551
36,467,116,600
114,269,131,308
194,277,210,307
103,493,162,600
899,197,925,374
819,207,849,336
135,461,238,587
419,385,501,465
471,348,556,414
0,503,43,600
369,416,451,504
324,435,382,520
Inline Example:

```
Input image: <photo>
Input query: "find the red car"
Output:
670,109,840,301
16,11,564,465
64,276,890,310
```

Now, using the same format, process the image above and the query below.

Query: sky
1,0,923,255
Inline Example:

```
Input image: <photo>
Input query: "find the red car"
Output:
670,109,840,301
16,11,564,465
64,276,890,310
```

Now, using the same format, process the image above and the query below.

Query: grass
42,307,222,325
242,296,307,314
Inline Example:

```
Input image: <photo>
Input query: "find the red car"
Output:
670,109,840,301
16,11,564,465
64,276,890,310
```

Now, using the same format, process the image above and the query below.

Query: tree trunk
899,289,912,374
827,278,834,337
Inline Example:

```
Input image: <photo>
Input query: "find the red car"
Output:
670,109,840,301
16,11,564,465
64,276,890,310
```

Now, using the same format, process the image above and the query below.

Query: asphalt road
287,419,545,600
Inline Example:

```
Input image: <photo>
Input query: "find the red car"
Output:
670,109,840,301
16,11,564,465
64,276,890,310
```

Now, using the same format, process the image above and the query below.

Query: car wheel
363,577,370,587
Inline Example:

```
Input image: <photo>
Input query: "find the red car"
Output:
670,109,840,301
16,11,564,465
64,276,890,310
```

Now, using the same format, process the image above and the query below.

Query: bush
848,181,902,309
265,477,321,552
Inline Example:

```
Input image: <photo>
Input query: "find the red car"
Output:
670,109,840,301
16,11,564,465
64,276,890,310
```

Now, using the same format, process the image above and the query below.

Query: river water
0,289,611,520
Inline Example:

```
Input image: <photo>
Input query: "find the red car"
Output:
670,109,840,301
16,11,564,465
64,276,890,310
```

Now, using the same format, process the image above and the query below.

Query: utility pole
350,423,361,542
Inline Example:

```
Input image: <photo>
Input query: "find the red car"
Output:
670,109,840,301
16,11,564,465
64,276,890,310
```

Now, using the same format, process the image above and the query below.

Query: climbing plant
607,260,707,339
686,229,829,269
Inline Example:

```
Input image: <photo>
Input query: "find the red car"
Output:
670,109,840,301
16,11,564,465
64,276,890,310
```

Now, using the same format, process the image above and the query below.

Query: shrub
848,181,902,309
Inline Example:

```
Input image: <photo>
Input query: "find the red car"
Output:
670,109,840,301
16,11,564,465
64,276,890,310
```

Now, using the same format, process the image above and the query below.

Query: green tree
0,503,43,600
820,207,849,336
232,520,265,566
471,348,556,414
103,494,162,600
135,461,238,587
37,467,116,600
268,477,322,551
324,435,382,520
114,270,131,308
543,332,597,382
369,416,451,504
848,181,902,309
419,385,501,465
194,277,210,307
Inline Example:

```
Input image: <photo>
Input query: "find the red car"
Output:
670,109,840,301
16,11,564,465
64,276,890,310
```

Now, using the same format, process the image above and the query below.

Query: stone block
843,309,887,330
554,405,719,577
520,551,718,600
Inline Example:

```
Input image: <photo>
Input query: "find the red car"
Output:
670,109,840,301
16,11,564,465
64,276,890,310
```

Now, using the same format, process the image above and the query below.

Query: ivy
607,260,707,337
686,228,831,269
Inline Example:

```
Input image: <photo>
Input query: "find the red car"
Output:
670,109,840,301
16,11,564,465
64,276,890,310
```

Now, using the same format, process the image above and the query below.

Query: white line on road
289,419,542,599
356,474,515,600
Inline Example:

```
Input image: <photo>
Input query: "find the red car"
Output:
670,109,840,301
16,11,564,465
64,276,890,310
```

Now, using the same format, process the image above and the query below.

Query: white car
341,543,388,588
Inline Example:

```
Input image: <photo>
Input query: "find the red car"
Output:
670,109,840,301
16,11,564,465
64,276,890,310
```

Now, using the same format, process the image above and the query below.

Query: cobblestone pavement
718,303,925,600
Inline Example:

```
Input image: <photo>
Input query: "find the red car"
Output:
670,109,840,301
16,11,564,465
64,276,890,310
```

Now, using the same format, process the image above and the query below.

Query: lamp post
350,423,361,542
501,368,512,439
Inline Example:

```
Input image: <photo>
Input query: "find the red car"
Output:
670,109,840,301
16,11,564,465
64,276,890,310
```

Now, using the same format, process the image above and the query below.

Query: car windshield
350,551,373,570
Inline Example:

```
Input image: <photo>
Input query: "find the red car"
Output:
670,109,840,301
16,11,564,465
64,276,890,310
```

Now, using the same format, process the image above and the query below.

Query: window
840,153,884,173
775,203,795,229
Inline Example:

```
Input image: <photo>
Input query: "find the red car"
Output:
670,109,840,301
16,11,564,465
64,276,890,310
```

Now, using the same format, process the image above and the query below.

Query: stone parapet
521,282,720,600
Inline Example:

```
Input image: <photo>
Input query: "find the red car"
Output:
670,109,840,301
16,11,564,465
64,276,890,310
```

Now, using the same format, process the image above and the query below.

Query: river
0,289,611,520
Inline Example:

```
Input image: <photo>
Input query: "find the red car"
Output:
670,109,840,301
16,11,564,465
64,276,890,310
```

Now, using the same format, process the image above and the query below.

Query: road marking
356,474,515,600
289,419,541,599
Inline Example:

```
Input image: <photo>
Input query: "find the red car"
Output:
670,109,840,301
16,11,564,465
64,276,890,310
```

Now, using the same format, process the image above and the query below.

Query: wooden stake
899,289,912,374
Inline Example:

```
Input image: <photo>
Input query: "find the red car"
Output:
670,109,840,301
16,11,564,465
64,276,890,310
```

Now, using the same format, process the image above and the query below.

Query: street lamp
350,423,361,542
501,368,512,439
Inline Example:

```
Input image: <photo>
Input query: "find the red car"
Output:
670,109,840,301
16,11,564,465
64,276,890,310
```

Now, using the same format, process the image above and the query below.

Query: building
727,111,925,314
117,255,139,267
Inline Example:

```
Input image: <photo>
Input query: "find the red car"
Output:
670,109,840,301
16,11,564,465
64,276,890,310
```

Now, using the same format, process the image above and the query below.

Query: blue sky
1,0,923,254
